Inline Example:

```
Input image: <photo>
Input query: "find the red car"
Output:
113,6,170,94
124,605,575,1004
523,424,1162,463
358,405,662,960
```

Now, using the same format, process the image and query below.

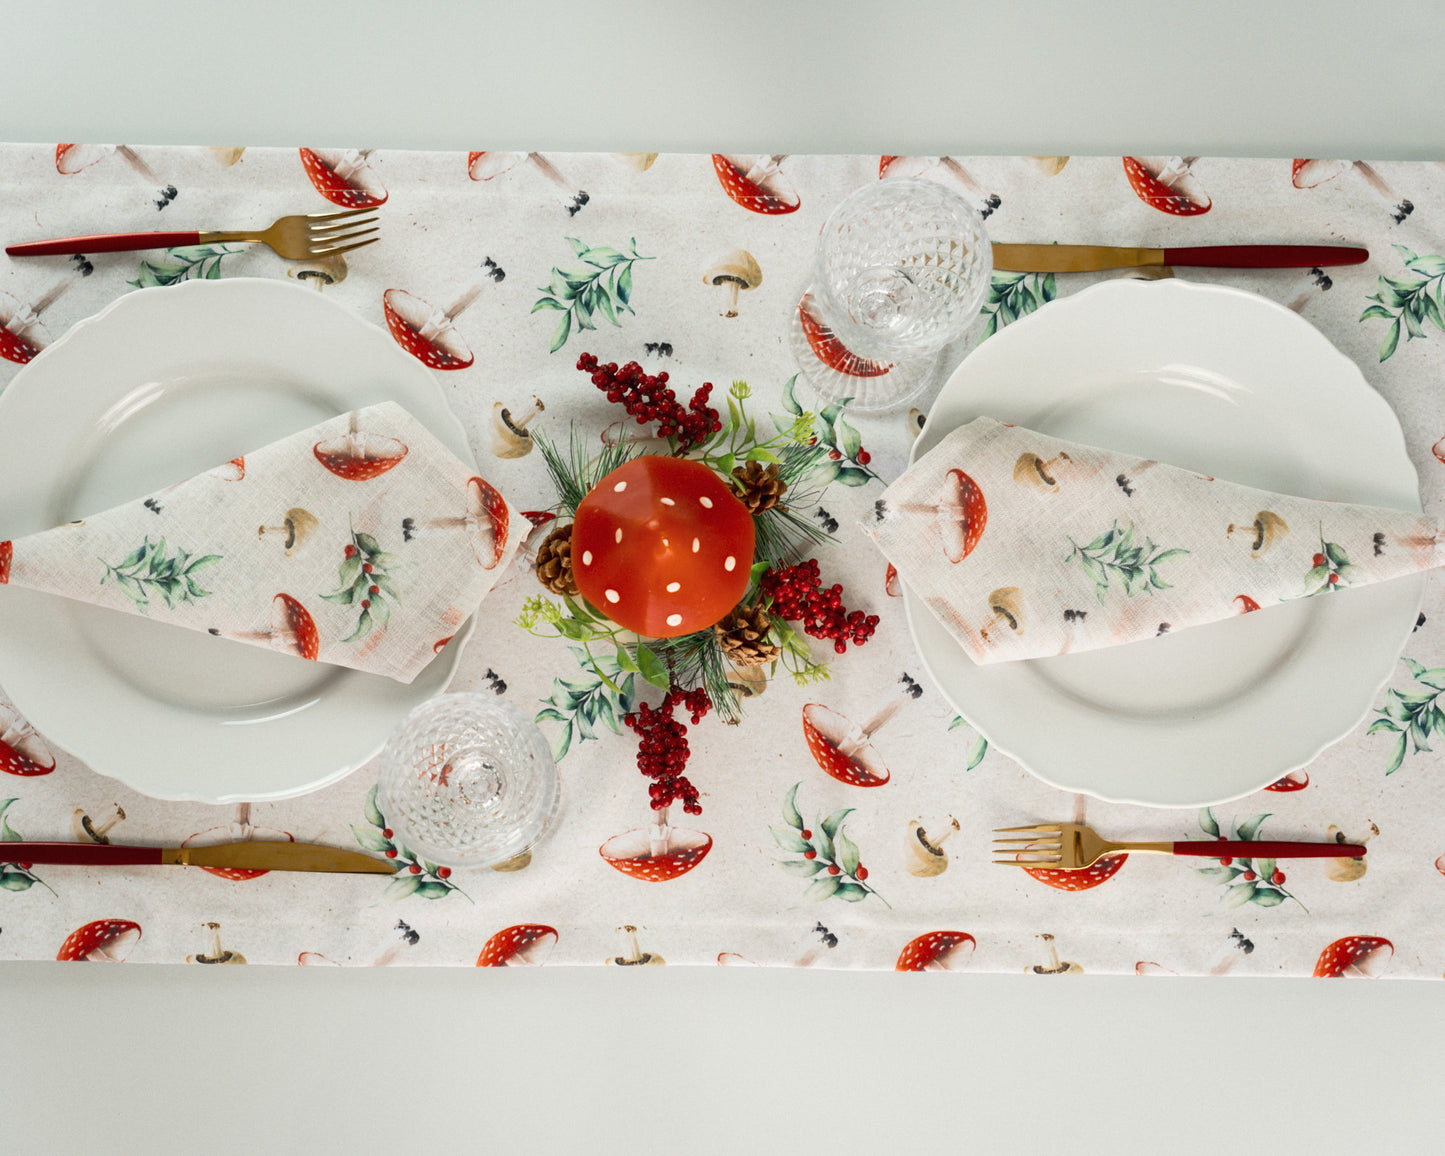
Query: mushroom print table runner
1,146,1444,977
0,403,519,683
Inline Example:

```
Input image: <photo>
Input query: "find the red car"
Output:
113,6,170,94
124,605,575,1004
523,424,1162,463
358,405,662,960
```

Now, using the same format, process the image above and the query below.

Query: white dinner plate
0,278,477,802
908,279,1424,807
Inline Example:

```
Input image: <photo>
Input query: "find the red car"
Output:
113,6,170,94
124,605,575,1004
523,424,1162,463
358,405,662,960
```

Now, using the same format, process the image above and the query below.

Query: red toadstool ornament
572,456,755,638
0,703,55,777
57,918,141,962
1313,935,1393,978
895,930,976,972
476,923,558,967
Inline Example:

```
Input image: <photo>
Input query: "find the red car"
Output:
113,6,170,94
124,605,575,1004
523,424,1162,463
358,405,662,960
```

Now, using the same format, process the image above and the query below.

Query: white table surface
3,2,1444,1152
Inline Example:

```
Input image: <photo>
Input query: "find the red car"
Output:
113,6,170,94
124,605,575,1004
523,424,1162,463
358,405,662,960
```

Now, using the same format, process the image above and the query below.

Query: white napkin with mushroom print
0,402,519,683
865,417,1444,664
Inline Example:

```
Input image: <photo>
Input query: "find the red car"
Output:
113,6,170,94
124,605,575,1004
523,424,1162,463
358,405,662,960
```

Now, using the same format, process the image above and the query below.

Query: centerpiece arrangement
519,354,879,831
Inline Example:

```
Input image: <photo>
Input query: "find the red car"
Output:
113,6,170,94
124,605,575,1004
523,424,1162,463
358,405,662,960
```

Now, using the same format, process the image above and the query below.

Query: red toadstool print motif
880,155,1001,217
56,143,177,209
1292,159,1413,224
0,703,55,777
183,803,294,881
1023,855,1127,891
210,593,320,660
313,411,409,480
468,152,588,216
572,455,755,638
0,260,93,366
1313,935,1393,978
382,258,504,371
0,540,10,584
797,294,893,378
895,931,976,972
801,702,896,788
1264,770,1309,792
600,808,713,882
1234,594,1262,614
407,477,510,569
299,148,387,208
1123,156,1211,216
711,154,800,214
475,923,558,967
57,918,141,962
888,469,988,563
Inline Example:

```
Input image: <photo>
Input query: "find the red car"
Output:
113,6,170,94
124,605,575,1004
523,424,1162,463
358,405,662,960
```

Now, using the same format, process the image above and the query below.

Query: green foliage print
947,715,989,769
351,785,469,901
1065,522,1188,603
128,244,243,288
772,783,888,906
0,798,55,895
320,528,400,643
533,237,653,352
1361,245,1445,362
980,272,1056,341
1301,536,1359,597
1195,808,1305,912
775,374,880,487
100,536,221,612
1369,657,1445,775
533,644,638,762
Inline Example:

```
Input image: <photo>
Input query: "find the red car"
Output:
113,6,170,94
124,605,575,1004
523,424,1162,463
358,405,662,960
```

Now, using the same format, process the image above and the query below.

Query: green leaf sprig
774,375,880,488
946,715,990,768
1368,657,1445,774
100,536,222,613
771,783,888,906
1065,522,1188,603
321,528,399,643
980,271,1056,341
1361,245,1445,362
0,798,56,895
533,236,653,353
351,785,469,901
1302,535,1358,597
1194,807,1305,912
128,244,243,289
535,645,637,762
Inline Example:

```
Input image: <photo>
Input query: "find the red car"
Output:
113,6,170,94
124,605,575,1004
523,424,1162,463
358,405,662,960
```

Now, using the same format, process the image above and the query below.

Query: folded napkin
866,418,1442,664
0,403,519,683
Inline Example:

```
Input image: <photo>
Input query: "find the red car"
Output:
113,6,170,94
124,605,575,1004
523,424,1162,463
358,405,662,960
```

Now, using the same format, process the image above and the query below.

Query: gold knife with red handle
991,243,1369,272
5,841,398,873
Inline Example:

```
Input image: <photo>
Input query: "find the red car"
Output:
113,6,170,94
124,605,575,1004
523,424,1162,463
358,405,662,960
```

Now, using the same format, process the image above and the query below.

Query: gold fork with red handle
993,823,1365,869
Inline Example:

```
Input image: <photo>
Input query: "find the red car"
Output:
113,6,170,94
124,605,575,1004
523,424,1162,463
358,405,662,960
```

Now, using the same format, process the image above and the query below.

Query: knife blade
4,840,399,874
991,243,1369,273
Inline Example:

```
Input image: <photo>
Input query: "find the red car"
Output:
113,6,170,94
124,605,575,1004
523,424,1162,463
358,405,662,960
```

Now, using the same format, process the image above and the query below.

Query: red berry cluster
760,559,879,655
623,685,711,814
577,353,722,450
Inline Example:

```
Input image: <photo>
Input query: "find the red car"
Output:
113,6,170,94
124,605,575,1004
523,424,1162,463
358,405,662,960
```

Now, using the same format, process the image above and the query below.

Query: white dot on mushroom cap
615,528,623,544
724,556,736,571
581,551,593,566
661,497,675,506
666,581,681,592
605,589,620,603
662,537,670,547
666,614,683,627
699,496,713,508
614,481,628,492
692,538,700,553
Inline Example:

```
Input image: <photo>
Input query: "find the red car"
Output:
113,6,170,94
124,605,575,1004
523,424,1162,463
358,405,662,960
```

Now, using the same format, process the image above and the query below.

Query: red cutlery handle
6,231,202,257
2,842,165,866
1162,245,1369,268
1173,840,1364,859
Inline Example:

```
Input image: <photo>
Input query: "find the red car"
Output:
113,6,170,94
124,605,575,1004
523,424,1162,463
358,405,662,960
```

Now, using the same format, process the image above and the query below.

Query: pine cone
535,524,578,596
731,460,787,515
714,600,781,666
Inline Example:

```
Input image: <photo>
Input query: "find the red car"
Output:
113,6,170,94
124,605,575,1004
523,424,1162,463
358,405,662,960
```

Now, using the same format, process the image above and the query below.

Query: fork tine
993,857,1061,866
310,215,379,235
993,824,1063,834
311,236,380,258
992,836,1063,846
308,230,379,256
305,206,375,222
309,226,378,249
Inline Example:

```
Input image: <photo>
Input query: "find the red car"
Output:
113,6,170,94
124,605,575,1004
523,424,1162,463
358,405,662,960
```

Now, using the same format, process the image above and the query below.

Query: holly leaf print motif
0,798,56,895
321,527,400,643
1193,807,1305,912
351,785,469,901
100,537,221,613
533,237,653,353
1301,536,1359,597
773,782,887,907
128,244,243,289
1065,522,1188,603
1368,657,1445,774
1361,245,1445,362
979,272,1056,341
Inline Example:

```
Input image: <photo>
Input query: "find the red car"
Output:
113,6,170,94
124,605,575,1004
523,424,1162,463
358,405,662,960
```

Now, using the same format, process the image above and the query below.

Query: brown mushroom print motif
56,919,141,962
299,147,387,208
1122,156,1211,215
772,783,887,905
476,924,558,967
0,703,56,777
703,251,762,317
711,154,800,214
